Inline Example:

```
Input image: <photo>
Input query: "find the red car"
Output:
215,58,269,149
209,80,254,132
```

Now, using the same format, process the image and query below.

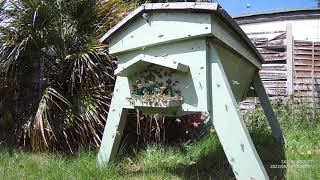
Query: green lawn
0,105,320,179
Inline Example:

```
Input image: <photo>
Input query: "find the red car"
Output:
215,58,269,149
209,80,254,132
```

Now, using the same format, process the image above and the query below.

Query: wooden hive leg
252,73,285,143
98,77,130,164
209,48,269,180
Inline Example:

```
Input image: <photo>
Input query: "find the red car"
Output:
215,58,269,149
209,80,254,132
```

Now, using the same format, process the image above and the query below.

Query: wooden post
98,108,128,164
252,73,285,143
208,42,269,180
286,23,294,100
312,42,315,101
312,42,315,118
98,77,131,164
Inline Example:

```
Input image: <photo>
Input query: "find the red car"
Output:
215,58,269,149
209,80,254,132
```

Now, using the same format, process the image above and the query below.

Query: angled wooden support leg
252,73,285,143
98,107,128,164
208,48,269,180
98,77,130,164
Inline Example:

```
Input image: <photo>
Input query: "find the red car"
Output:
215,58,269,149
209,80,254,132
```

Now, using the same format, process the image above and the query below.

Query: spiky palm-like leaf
0,0,136,152
32,87,71,151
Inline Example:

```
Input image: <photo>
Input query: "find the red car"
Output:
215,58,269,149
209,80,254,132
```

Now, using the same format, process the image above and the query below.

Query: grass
0,103,320,179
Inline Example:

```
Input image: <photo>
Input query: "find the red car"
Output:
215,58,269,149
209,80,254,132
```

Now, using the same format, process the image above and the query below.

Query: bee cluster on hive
127,64,184,107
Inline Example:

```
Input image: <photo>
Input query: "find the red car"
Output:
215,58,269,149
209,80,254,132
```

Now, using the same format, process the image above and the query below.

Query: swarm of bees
129,65,184,106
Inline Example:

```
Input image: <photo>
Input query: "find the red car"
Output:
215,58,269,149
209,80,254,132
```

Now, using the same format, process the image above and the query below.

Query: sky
217,0,318,16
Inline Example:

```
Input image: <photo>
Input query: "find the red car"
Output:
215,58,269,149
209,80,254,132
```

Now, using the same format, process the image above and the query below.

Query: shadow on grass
169,132,286,180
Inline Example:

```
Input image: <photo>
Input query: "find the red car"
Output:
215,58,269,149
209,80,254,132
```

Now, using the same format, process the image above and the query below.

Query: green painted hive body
101,3,263,115
98,3,284,180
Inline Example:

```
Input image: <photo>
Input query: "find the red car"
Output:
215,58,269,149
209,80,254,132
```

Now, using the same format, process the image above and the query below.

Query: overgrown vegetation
1,0,319,178
0,0,138,152
0,0,197,155
0,103,319,179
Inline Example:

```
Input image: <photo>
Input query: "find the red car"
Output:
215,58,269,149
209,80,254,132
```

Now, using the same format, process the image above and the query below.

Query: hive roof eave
99,2,265,64
99,2,219,43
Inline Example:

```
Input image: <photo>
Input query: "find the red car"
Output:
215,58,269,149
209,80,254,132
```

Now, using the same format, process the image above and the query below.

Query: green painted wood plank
115,55,189,76
211,15,262,69
252,73,285,143
97,108,128,164
118,38,210,113
208,41,269,180
108,12,212,55
97,77,132,164
213,39,257,102
99,3,219,43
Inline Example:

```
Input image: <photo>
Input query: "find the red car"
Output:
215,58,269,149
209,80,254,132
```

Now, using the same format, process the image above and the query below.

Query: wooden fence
240,23,320,111
294,40,320,103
